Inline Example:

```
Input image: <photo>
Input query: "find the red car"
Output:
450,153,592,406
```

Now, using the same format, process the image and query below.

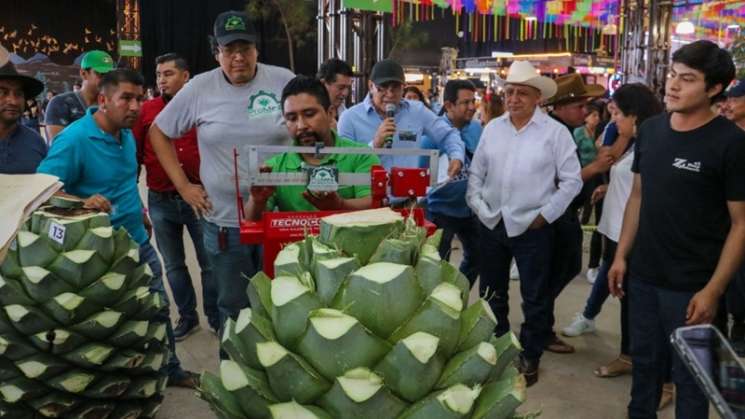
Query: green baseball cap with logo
80,50,114,73
214,10,257,46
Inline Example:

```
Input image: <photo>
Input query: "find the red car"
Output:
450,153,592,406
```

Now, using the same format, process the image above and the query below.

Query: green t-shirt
573,126,598,167
264,134,381,211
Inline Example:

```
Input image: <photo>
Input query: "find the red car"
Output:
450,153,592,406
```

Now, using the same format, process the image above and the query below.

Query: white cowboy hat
504,61,557,100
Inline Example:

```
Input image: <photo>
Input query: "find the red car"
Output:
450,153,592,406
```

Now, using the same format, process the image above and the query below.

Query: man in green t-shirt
247,76,380,219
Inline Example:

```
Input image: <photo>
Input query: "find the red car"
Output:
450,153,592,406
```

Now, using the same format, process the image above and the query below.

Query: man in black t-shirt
609,41,745,419
44,50,114,141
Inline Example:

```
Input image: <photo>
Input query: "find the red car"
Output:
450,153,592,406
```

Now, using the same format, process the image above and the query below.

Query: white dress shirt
466,109,582,237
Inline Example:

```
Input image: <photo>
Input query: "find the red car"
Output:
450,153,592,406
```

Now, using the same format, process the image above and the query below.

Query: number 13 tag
48,222,66,245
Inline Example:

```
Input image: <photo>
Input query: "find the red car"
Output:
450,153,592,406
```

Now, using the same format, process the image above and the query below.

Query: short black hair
281,75,331,112
100,69,144,94
317,58,353,83
672,40,735,103
403,86,426,102
584,101,602,116
612,83,663,128
155,53,189,71
443,79,476,104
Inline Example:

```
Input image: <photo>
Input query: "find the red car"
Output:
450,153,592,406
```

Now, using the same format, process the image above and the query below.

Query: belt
149,189,183,200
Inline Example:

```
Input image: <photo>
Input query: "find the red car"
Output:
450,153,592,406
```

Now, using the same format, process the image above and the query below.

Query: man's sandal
593,355,632,378
657,382,674,411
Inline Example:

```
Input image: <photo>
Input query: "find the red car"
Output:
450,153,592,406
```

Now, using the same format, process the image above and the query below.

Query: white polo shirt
466,109,582,237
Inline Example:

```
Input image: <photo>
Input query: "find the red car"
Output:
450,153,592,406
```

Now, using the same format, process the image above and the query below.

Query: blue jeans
583,238,630,354
628,278,708,419
202,221,261,329
148,190,218,329
479,220,554,361
548,211,583,332
429,212,480,284
139,242,184,380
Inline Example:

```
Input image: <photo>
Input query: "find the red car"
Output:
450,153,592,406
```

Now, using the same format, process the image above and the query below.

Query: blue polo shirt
0,124,48,174
37,108,147,245
421,116,481,218
337,95,465,170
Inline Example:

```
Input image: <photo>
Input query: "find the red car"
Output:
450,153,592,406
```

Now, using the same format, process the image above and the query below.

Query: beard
295,131,323,146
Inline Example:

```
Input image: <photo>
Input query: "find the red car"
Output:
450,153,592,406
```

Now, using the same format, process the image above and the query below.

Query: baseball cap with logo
214,11,257,46
80,50,114,74
726,78,745,98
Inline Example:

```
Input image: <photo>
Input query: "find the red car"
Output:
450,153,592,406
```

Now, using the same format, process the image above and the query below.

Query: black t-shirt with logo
631,113,745,292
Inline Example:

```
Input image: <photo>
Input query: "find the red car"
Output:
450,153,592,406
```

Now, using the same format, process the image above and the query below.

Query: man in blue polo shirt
37,69,198,388
423,79,482,283
338,59,464,182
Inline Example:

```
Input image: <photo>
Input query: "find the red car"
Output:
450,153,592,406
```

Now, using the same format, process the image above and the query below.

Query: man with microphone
338,59,464,191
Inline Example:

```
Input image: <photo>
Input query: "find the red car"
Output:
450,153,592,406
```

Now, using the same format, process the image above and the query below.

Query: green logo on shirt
225,16,246,31
247,90,280,118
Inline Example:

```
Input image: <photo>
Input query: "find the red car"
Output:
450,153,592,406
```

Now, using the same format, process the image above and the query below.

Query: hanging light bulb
675,20,695,35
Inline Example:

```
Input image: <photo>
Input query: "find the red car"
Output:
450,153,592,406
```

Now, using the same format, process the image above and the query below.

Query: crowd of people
1,8,745,419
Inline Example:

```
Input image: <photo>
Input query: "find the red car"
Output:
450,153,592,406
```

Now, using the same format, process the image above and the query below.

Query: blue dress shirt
338,95,465,170
421,116,481,218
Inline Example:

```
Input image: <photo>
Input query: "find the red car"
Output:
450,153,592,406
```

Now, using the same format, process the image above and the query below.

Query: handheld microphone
384,103,397,148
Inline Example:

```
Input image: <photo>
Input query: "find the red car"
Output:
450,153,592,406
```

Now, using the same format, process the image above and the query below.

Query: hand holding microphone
374,103,397,148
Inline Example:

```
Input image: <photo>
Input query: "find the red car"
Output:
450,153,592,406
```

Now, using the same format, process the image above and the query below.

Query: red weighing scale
232,145,442,277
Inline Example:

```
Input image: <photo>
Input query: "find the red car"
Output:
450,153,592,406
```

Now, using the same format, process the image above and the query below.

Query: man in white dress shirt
467,61,582,386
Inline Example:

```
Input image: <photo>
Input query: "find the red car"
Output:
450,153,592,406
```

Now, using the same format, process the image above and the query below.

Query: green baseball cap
80,50,114,73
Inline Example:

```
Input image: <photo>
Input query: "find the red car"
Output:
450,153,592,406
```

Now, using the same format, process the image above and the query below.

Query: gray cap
370,59,405,86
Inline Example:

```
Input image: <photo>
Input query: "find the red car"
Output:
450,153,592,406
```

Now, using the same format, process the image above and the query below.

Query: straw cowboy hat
0,44,44,98
545,73,605,106
504,61,557,101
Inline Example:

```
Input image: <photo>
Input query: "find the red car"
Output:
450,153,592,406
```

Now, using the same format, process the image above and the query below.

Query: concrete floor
152,226,686,419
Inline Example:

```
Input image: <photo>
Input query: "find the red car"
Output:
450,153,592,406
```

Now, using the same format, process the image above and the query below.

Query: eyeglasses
218,45,255,57
374,83,403,93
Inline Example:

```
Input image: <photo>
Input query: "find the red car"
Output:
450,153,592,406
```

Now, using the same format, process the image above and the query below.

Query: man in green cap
44,50,114,140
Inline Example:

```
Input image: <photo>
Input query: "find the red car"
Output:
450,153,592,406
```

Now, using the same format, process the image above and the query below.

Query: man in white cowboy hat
467,60,582,387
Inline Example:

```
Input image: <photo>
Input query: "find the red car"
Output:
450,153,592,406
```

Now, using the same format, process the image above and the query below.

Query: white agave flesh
16,361,47,378
256,341,288,368
0,385,23,402
63,250,96,264
401,332,440,364
21,266,50,284
353,262,408,284
337,368,383,403
437,384,482,414
477,342,498,366
90,226,113,238
321,208,402,227
235,308,252,333
271,276,310,307
308,309,358,340
430,283,463,312
100,272,126,290
220,360,249,391
269,401,321,419
54,293,84,310
16,231,39,247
